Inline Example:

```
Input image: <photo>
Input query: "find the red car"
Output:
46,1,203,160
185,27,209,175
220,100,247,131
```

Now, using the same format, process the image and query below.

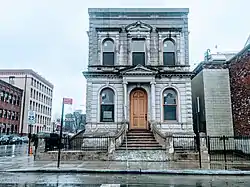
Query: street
0,144,28,157
0,145,250,186
0,172,250,186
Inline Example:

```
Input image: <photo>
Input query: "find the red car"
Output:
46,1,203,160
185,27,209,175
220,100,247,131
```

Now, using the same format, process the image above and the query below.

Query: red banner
63,98,73,105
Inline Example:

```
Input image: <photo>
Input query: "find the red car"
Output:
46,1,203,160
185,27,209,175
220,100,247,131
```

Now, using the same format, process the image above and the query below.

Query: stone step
126,140,158,143
120,143,162,147
126,137,155,140
127,132,153,135
125,142,158,145
118,147,163,150
127,135,154,138
110,150,168,161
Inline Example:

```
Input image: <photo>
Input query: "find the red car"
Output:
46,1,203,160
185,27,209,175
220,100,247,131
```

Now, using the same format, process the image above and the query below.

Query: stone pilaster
123,81,128,121
146,34,150,65
150,81,156,121
158,34,163,65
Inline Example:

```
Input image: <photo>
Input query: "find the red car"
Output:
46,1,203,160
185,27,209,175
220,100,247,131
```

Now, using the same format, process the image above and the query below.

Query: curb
4,168,250,175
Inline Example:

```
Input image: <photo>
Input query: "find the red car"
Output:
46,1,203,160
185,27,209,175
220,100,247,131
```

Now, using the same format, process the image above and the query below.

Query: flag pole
57,99,65,168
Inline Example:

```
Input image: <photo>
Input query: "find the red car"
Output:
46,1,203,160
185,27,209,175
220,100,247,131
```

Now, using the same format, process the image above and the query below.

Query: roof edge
88,8,189,14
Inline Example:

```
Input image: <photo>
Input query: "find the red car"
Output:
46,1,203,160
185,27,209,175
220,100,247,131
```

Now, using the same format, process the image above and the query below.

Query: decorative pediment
125,21,152,32
120,64,157,75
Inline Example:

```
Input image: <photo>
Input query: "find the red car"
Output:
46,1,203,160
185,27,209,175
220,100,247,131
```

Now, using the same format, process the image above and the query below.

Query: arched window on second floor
163,39,176,66
163,88,178,121
100,88,115,122
102,39,114,66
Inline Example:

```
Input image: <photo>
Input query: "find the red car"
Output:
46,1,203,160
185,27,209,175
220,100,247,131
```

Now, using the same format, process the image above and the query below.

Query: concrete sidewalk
2,156,250,175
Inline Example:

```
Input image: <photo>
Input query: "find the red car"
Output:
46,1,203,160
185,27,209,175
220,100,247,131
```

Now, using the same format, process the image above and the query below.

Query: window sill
162,120,179,123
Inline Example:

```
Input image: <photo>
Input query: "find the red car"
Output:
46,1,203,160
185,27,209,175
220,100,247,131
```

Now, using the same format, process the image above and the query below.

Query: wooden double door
130,88,148,130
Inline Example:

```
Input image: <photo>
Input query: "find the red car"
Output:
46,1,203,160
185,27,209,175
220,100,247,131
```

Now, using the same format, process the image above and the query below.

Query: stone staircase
118,130,163,150
110,130,168,161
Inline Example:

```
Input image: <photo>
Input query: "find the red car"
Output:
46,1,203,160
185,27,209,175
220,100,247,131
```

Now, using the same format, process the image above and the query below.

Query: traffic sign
28,110,36,125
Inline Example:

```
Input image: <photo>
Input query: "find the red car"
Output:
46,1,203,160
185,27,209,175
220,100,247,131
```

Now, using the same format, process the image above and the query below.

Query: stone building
83,8,194,136
192,38,250,137
0,79,23,134
228,41,250,136
191,53,234,136
0,69,53,134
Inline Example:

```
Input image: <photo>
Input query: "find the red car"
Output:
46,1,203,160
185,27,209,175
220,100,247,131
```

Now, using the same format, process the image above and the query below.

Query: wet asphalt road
0,173,250,186
0,145,250,186
0,144,28,157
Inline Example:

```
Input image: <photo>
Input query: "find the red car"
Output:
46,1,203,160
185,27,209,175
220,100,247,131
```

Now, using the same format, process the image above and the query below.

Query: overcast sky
0,0,249,119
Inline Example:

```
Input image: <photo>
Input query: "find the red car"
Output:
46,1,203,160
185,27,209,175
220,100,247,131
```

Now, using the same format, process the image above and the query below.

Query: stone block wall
86,78,123,125
155,77,193,134
203,69,234,136
228,49,250,136
88,8,189,66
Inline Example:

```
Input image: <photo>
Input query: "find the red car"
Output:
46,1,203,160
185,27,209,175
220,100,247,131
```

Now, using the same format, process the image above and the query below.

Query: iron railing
44,136,112,151
173,136,198,151
208,136,250,162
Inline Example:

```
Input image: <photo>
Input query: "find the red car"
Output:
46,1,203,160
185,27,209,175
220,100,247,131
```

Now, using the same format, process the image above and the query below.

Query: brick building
228,42,250,136
0,79,23,134
0,69,53,134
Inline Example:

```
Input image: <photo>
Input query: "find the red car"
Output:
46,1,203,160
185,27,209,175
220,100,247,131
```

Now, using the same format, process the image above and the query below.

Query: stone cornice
158,72,193,78
192,61,228,78
156,28,182,32
83,71,121,79
95,27,122,32
83,71,193,79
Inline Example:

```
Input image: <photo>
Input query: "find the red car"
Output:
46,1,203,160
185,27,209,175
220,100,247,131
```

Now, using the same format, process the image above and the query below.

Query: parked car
9,136,22,144
0,135,12,145
20,136,29,143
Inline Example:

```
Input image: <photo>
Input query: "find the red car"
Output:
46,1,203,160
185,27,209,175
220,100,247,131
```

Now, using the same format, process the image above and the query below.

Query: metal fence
173,136,198,151
42,134,250,163
208,136,250,162
44,136,111,152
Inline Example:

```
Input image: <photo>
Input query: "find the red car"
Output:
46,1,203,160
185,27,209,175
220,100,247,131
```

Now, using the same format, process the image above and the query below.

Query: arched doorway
130,88,148,130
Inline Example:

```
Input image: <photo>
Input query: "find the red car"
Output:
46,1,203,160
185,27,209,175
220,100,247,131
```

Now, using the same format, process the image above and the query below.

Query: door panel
130,89,147,129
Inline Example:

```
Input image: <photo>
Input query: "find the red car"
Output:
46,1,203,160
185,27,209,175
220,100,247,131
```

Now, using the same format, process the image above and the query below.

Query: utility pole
57,98,73,168
21,74,28,136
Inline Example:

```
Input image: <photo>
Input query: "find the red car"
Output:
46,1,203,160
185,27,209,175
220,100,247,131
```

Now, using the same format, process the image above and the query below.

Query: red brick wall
229,50,250,136
0,80,23,134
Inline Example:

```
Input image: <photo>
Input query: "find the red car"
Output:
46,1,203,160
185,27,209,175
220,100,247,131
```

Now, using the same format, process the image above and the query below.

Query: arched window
100,88,115,122
102,39,114,66
163,89,177,120
163,39,176,65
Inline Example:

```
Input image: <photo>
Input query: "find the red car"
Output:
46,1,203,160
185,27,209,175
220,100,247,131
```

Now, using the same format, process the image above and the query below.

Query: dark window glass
163,52,175,66
100,88,115,122
132,39,145,66
163,39,175,65
103,39,114,66
164,105,177,120
132,52,145,66
17,97,20,106
1,91,5,101
163,89,177,120
103,52,114,66
100,105,114,122
16,113,19,120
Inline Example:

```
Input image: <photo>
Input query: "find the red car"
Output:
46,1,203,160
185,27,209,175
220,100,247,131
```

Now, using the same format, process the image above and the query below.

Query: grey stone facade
191,60,234,136
83,8,194,135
